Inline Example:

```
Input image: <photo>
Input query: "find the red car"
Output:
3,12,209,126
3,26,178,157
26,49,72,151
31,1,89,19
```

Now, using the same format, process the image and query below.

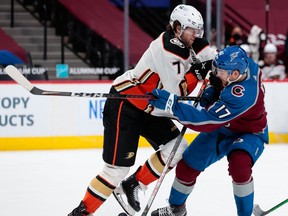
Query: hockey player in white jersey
68,4,217,216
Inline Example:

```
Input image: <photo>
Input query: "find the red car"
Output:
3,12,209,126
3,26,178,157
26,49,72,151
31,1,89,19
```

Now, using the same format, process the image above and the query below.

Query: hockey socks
228,150,254,216
136,151,173,185
169,178,195,206
83,175,116,213
168,159,200,206
233,179,254,216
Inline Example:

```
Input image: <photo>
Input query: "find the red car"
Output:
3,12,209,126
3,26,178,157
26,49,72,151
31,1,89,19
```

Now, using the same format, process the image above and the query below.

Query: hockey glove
149,89,178,115
209,72,222,90
200,85,220,108
189,59,213,80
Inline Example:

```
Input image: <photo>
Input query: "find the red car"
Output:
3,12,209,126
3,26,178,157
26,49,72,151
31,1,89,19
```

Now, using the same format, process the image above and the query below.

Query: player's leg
68,164,130,216
227,134,265,216
137,115,188,184
135,132,188,185
151,159,200,216
120,115,187,212
68,98,141,216
119,138,188,213
151,131,222,216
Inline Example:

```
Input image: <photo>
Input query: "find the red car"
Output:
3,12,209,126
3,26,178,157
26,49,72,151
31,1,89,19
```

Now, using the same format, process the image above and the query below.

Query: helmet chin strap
177,30,193,49
227,73,245,86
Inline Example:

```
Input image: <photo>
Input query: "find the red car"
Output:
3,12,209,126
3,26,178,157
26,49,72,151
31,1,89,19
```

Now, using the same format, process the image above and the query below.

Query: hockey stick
4,65,201,101
253,198,288,216
140,126,186,216
141,73,210,216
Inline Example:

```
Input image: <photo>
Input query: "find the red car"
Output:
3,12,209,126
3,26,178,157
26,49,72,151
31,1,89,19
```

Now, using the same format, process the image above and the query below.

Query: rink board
0,133,288,151
1,81,288,150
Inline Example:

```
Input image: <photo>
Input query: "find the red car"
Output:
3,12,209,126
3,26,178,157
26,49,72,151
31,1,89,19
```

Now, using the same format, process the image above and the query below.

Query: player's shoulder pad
192,38,209,55
162,30,190,59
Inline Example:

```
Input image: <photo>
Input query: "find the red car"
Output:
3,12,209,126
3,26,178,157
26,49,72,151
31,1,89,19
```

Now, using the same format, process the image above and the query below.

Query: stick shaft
141,109,200,215
31,86,200,101
265,199,288,215
5,65,200,101
141,126,187,216
254,199,288,216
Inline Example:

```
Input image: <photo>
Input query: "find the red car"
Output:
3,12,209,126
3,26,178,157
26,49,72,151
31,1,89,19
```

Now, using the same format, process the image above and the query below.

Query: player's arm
149,89,247,132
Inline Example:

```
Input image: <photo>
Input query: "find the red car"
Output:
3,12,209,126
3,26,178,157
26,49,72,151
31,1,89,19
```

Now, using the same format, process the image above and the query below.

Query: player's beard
178,36,193,49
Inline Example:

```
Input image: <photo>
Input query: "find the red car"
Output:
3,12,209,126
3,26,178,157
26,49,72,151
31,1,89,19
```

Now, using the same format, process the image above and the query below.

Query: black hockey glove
189,59,213,80
209,72,222,90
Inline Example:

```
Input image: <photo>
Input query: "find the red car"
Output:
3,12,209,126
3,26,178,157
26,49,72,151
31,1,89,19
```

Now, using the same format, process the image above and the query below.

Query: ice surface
0,144,287,216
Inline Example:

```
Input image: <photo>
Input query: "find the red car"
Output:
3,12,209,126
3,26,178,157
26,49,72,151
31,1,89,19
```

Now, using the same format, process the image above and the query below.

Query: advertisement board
1,81,288,150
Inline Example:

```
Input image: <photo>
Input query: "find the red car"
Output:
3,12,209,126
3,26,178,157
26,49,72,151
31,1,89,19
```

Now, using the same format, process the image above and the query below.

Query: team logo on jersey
170,38,185,48
233,138,244,144
125,152,135,159
231,85,245,97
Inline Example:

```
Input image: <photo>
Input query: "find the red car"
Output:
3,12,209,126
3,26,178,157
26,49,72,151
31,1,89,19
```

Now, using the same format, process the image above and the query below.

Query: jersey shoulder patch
231,85,245,97
162,30,190,59
192,38,209,54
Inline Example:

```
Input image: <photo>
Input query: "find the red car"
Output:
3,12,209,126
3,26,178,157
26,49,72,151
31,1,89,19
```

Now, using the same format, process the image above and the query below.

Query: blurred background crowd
0,0,287,81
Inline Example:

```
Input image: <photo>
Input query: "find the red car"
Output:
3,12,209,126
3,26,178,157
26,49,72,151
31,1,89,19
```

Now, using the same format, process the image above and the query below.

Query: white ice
0,144,287,216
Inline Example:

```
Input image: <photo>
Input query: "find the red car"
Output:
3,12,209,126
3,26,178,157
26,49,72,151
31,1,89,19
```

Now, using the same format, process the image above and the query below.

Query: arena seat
0,28,30,65
58,0,153,65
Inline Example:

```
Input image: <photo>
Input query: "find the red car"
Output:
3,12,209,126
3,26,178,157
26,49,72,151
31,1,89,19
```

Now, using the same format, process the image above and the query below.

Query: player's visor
185,27,204,38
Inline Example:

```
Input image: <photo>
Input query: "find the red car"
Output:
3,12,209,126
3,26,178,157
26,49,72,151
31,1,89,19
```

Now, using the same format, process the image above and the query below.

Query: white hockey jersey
259,59,286,80
113,30,217,115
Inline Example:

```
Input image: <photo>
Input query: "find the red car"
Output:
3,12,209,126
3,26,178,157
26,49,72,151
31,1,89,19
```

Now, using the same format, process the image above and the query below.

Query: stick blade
4,65,34,91
253,204,265,216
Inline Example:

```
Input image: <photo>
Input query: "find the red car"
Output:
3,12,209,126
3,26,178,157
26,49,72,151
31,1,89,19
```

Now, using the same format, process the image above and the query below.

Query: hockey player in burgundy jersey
149,45,268,216
68,4,217,216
